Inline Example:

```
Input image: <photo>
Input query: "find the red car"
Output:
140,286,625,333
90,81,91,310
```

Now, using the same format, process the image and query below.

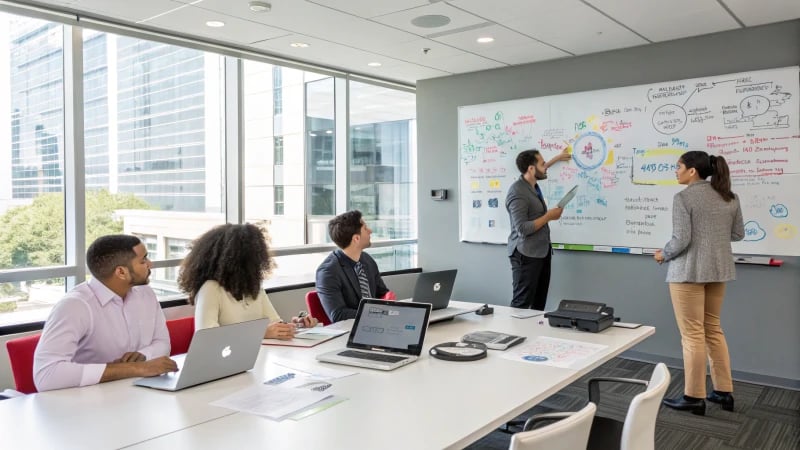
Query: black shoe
662,396,706,416
706,391,734,411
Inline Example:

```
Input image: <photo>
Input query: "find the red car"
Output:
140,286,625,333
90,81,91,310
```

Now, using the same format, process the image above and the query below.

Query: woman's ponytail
709,155,735,201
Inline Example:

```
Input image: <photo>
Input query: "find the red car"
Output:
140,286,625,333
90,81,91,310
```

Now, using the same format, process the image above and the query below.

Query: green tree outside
0,189,154,270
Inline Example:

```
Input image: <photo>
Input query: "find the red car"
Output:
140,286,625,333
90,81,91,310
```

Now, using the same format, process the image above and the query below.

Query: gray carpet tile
463,358,800,450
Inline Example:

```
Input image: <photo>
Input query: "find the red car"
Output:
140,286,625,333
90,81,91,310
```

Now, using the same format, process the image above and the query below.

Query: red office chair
165,316,195,356
305,291,332,326
6,333,42,394
306,290,398,326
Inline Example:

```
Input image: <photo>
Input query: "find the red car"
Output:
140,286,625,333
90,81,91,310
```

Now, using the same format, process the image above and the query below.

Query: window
83,31,226,296
243,61,328,247
348,81,417,240
0,13,66,270
273,136,284,165
305,77,335,236
0,6,418,331
164,238,190,282
272,66,282,115
0,278,66,327
274,185,284,215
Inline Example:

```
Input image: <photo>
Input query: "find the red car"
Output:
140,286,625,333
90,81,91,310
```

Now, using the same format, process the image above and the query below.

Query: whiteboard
458,66,800,256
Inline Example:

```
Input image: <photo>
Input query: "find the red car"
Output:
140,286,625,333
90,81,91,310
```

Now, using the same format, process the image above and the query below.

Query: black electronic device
544,300,615,333
475,304,494,315
461,331,525,350
429,342,487,361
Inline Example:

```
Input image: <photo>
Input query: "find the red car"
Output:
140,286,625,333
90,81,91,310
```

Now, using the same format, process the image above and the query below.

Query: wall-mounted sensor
431,189,448,200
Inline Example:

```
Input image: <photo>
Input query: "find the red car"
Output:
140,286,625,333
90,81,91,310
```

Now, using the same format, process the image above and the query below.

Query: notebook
134,318,268,391
316,299,432,371
411,270,480,323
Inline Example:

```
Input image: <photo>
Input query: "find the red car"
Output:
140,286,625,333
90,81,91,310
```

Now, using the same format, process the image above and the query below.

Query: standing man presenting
505,148,571,310
316,210,389,322
34,235,178,391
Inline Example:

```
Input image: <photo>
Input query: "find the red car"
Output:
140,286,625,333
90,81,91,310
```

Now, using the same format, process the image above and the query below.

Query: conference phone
544,300,614,333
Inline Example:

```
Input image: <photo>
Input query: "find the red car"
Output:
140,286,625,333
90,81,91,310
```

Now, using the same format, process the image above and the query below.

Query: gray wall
417,20,800,387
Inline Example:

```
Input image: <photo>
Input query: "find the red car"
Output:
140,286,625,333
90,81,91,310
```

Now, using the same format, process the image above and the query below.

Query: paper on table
501,336,607,369
211,384,332,421
271,358,357,380
293,327,349,340
510,309,545,319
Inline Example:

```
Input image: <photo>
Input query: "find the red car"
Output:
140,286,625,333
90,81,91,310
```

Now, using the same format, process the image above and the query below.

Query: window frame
0,4,417,334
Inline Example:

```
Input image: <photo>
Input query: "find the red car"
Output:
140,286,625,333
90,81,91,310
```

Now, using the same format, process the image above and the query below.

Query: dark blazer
315,250,389,322
505,176,551,258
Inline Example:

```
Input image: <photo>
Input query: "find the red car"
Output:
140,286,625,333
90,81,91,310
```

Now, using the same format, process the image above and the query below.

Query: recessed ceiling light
476,36,494,44
411,14,451,28
325,130,333,134
249,1,271,13
367,62,382,67
290,42,309,48
206,20,225,28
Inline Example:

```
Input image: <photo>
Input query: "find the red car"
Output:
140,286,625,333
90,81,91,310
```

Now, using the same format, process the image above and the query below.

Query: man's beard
130,269,151,286
534,169,547,180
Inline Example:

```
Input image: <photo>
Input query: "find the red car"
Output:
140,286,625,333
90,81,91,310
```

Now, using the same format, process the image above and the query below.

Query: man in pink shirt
34,235,178,391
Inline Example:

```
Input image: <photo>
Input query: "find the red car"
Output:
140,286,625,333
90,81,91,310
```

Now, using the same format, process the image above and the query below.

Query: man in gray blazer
316,210,389,322
505,149,570,310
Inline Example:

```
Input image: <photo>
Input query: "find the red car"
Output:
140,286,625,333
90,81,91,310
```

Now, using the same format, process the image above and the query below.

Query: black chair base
587,416,624,450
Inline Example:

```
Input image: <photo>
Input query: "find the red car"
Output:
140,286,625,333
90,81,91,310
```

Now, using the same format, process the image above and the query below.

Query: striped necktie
354,262,372,299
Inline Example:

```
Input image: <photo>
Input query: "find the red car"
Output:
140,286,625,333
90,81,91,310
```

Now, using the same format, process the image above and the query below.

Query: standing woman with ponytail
654,150,744,415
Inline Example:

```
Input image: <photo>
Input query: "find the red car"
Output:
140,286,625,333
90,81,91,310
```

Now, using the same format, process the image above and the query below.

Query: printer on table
544,300,614,333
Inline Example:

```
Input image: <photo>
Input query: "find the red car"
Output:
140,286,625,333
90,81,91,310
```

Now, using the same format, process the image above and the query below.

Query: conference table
0,302,654,450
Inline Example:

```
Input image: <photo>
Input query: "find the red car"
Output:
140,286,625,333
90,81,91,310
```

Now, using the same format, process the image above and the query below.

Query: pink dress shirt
33,278,171,391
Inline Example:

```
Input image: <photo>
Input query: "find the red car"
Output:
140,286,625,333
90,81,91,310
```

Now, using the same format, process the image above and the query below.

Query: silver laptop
411,270,480,323
317,299,432,371
134,318,268,391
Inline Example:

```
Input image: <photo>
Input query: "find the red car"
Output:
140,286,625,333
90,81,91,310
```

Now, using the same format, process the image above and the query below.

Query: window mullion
63,24,86,287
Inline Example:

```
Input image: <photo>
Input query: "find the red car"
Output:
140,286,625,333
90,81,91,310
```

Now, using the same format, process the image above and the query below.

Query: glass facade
0,9,417,328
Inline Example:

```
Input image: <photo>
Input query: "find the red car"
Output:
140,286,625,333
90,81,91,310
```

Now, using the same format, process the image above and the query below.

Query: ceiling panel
191,0,420,54
424,51,506,74
18,0,800,84
586,0,740,42
432,24,570,65
724,0,800,26
308,0,431,19
503,2,648,54
381,38,468,65
252,33,404,74
142,4,289,45
372,1,488,36
62,0,186,23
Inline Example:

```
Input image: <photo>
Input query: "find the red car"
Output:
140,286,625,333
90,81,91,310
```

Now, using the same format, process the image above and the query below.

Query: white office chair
509,402,597,450
586,362,671,450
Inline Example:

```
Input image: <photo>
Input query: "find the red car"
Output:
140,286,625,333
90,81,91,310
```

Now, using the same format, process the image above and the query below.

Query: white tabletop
0,302,654,450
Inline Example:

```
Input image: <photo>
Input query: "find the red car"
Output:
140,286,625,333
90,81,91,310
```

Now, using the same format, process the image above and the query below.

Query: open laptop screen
348,299,431,355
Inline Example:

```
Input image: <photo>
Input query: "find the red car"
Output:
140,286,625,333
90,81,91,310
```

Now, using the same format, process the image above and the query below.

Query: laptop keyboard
339,350,408,363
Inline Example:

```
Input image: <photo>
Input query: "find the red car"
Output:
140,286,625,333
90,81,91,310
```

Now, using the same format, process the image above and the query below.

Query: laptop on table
316,299,432,371
134,318,268,391
411,270,481,323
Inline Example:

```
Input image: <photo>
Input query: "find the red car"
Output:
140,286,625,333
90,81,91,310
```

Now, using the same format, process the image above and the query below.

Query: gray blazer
663,181,745,283
505,176,551,258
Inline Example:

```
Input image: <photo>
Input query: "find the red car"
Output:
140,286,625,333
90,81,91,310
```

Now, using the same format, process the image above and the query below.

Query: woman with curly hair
178,223,317,340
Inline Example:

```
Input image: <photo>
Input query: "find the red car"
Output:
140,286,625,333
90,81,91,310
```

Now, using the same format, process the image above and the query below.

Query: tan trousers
668,282,734,398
